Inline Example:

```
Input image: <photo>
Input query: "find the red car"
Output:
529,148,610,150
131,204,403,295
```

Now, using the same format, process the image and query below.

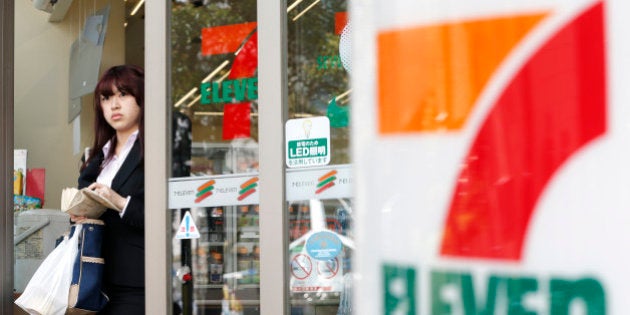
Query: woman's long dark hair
82,65,144,170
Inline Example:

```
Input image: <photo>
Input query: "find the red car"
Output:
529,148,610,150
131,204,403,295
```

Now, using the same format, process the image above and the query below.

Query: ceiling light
130,0,144,16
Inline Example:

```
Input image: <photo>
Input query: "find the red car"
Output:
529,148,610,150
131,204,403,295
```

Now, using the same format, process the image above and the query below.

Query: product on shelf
237,246,251,284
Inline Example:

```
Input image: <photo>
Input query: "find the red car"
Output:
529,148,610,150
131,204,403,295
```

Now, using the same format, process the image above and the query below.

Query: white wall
14,0,125,209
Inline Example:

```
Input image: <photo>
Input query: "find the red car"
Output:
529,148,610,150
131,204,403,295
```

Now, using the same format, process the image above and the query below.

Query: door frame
145,1,171,314
0,1,14,314
144,1,289,314
257,1,290,314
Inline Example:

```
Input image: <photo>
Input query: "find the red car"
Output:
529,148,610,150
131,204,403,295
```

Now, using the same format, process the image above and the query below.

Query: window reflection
171,1,260,314
287,0,353,314
170,0,353,313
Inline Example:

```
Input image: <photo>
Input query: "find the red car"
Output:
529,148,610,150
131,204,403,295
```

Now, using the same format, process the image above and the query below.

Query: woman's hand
88,182,127,211
69,214,88,223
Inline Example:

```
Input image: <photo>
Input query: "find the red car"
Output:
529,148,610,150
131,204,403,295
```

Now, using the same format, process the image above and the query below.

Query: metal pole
180,213,193,315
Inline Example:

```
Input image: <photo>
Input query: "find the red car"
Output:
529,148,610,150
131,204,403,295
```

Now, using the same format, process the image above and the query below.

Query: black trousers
98,285,145,315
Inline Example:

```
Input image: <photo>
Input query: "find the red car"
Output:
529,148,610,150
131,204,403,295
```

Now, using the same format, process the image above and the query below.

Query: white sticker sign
290,247,344,293
168,165,352,209
175,211,200,239
285,116,331,168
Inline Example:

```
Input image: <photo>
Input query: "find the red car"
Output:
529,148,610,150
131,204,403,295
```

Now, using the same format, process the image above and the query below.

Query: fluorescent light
293,113,315,118
292,0,320,22
174,87,198,107
130,0,145,16
287,0,305,13
216,71,231,83
194,112,224,116
335,89,352,101
186,95,202,108
201,60,230,83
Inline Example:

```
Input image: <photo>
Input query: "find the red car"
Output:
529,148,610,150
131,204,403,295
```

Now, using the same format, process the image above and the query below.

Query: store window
168,0,352,313
286,1,353,314
169,0,260,314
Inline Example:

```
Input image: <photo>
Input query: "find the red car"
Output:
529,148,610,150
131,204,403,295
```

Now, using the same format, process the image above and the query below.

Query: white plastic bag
15,225,82,315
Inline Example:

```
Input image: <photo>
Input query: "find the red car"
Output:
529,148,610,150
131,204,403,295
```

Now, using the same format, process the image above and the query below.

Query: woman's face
100,85,141,134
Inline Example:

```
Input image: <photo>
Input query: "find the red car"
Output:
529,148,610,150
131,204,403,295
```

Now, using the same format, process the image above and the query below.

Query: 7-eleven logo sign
379,1,607,261
372,1,610,313
201,22,258,140
195,179,215,203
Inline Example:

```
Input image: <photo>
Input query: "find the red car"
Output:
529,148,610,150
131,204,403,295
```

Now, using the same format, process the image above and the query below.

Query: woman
75,64,146,314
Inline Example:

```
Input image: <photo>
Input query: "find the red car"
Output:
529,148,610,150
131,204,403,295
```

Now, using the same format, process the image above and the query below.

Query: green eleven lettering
200,77,258,105
430,271,606,315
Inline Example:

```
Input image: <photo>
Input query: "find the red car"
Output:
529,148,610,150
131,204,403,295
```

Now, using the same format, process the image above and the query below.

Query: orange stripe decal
197,180,216,192
318,170,338,182
240,177,259,189
378,12,548,134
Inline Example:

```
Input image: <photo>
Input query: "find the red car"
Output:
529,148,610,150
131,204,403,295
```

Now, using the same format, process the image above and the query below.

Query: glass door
286,0,353,314
168,1,260,314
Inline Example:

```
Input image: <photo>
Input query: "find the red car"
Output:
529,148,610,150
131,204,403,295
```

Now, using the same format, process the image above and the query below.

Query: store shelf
194,284,224,289
195,299,260,306
199,241,225,247
192,204,261,315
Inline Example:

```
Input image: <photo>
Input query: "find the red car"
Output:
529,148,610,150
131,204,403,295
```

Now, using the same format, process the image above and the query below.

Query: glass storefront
168,0,353,314
8,0,630,314
286,0,352,314
169,1,261,314
5,0,353,314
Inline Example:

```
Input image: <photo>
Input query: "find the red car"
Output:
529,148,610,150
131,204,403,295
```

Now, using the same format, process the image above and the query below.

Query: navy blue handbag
67,220,109,314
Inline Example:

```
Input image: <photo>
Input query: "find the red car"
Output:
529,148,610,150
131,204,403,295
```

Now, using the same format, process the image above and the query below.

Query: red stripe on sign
440,1,607,260
228,32,258,79
195,191,213,203
316,181,335,194
223,102,251,140
201,22,257,56
221,32,258,140
238,188,256,201
335,12,348,35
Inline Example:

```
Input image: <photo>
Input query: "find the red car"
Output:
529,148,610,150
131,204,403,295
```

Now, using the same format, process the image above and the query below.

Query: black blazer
78,140,145,289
